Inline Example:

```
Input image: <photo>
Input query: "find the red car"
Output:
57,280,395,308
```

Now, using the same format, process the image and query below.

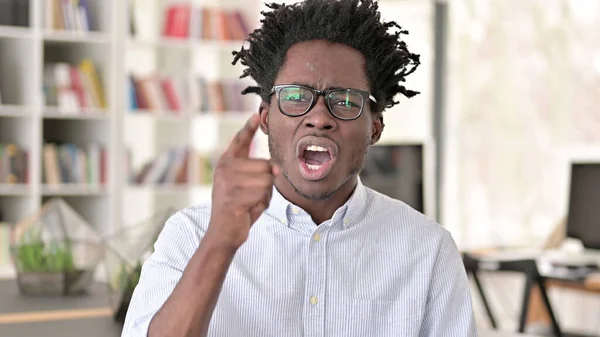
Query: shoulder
158,200,213,247
168,200,212,228
362,187,453,248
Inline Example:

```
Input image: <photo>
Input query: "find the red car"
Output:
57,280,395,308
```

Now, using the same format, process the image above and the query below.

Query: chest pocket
343,299,423,337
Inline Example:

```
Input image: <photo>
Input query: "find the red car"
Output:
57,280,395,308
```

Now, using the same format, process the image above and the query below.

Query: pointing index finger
224,114,260,158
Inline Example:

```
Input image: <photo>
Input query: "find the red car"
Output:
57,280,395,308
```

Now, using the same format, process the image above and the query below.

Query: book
129,147,190,186
42,142,106,186
160,5,250,42
45,0,91,31
0,144,29,184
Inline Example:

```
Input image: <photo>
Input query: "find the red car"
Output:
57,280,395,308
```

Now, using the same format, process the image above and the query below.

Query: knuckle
255,159,268,168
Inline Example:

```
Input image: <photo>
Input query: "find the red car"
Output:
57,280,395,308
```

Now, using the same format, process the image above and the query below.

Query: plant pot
16,268,96,296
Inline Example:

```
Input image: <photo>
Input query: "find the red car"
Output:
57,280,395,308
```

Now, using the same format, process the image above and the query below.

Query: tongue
304,150,330,165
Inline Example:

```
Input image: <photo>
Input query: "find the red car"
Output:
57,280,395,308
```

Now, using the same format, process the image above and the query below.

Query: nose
304,96,337,131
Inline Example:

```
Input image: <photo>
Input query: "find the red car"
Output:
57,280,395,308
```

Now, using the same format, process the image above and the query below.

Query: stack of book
129,147,190,186
128,74,187,114
128,75,253,114
45,0,93,31
191,78,253,113
42,142,107,185
157,4,250,41
43,60,107,114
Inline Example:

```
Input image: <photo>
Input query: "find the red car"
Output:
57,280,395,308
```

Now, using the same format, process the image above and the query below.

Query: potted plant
10,198,105,296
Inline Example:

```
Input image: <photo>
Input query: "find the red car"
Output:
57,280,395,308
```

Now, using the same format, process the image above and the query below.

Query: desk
480,330,542,337
0,316,123,337
1,319,537,337
0,279,119,337
464,252,600,337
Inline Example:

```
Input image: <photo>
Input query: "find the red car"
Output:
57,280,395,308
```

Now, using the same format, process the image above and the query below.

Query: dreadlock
232,0,421,114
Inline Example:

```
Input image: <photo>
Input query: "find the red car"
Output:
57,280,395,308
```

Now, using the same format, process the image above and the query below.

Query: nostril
306,123,316,128
324,125,333,130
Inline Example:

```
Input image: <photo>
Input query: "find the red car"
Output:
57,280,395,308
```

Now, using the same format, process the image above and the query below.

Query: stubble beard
268,134,369,201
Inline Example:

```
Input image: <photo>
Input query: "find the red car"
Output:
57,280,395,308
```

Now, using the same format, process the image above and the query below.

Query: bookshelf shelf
43,30,111,44
128,38,191,50
127,38,245,51
192,40,245,51
0,184,31,197
41,184,108,197
127,110,187,122
197,111,253,118
0,26,33,39
0,105,33,118
127,184,190,194
43,107,109,120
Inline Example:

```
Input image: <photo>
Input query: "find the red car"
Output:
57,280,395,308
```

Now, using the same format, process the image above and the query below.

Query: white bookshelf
0,0,121,278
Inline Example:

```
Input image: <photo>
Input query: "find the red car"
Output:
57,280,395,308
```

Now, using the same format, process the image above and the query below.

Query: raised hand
207,114,279,249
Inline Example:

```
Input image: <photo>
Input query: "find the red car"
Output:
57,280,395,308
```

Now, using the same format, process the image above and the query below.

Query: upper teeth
307,145,327,152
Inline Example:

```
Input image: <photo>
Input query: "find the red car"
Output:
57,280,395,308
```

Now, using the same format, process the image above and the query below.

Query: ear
258,101,270,135
370,115,384,145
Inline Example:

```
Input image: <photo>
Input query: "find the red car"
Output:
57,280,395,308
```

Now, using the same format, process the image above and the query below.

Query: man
122,0,477,336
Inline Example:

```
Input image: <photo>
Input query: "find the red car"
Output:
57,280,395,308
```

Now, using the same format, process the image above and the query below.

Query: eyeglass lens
279,86,364,119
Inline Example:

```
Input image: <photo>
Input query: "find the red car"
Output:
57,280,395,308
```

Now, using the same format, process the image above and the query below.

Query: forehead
275,40,369,91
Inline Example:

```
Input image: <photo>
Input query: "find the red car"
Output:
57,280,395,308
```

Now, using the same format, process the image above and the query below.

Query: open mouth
297,141,337,181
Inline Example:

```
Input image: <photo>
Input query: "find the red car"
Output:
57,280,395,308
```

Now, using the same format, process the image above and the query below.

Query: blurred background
0,0,599,336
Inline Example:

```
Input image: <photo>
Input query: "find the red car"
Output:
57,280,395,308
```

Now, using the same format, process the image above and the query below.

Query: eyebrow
291,82,353,91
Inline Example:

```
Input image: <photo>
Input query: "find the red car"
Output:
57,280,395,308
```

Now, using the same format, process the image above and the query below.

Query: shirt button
344,218,349,225
310,296,319,305
292,207,299,214
313,233,321,242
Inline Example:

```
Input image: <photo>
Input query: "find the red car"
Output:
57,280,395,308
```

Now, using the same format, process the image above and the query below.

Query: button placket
303,227,328,337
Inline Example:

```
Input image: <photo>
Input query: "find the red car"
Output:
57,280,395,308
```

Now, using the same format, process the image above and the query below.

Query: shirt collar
265,178,368,228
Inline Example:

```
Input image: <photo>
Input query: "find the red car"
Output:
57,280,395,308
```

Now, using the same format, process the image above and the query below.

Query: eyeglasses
269,84,377,121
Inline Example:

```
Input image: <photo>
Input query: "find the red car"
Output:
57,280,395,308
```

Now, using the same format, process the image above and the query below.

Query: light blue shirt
122,180,477,336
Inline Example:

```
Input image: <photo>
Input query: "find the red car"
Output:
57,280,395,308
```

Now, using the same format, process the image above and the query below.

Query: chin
296,184,337,201
281,172,334,201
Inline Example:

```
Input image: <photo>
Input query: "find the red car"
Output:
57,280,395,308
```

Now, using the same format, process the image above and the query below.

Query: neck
274,175,358,225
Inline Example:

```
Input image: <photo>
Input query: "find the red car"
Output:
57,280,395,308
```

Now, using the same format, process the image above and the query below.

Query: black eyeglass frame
269,84,378,121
